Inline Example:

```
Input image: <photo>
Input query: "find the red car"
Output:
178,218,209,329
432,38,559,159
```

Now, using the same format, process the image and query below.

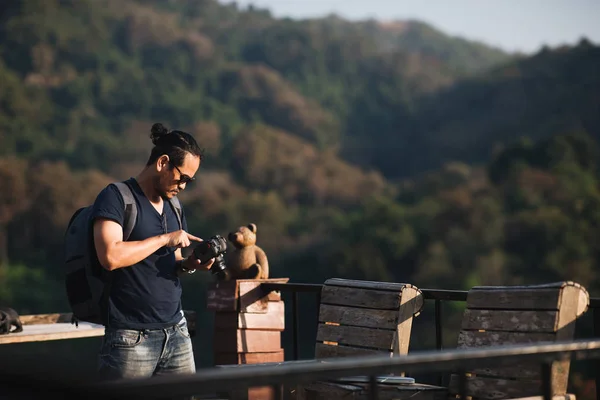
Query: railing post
435,299,443,351
595,307,600,400
435,299,443,386
369,375,379,400
273,384,282,400
458,369,467,400
541,362,552,400
293,291,300,361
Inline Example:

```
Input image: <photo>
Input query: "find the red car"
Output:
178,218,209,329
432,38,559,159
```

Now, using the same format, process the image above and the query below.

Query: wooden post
207,278,289,400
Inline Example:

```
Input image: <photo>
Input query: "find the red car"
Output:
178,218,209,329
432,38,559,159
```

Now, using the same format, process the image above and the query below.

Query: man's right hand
95,219,205,271
165,230,203,248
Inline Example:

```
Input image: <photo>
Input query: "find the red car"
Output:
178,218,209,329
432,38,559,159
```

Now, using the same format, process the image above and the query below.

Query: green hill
407,40,600,177
0,0,511,163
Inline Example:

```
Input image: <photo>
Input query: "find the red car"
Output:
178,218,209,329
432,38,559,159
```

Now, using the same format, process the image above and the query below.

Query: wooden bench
312,278,423,360
296,278,447,400
446,281,590,400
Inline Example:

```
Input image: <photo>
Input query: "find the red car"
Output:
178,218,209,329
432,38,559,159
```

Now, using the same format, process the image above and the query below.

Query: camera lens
193,235,229,280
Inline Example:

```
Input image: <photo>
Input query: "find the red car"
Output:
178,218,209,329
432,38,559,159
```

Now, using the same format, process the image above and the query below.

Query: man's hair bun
145,122,204,167
150,123,170,145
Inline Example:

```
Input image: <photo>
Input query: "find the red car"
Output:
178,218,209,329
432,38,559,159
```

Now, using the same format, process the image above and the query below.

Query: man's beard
152,176,170,199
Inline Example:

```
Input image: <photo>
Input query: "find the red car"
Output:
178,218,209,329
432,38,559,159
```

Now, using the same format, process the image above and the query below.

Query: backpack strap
98,180,137,327
112,181,137,241
167,196,183,230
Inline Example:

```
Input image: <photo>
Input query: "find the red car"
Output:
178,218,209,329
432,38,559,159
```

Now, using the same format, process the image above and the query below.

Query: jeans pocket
175,319,191,339
110,329,145,348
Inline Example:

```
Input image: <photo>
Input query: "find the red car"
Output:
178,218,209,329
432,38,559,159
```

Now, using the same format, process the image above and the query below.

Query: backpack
64,181,182,325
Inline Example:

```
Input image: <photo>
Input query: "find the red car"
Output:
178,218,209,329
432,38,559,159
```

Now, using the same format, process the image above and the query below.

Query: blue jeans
97,317,195,381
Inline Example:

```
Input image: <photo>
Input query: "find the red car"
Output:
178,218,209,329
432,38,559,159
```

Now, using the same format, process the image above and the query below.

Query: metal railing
5,338,600,400
262,282,323,361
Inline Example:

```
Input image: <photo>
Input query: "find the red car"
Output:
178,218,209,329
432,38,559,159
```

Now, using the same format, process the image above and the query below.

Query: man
92,123,214,380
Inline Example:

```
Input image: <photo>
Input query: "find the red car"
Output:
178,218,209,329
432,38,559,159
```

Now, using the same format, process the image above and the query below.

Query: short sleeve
91,184,125,227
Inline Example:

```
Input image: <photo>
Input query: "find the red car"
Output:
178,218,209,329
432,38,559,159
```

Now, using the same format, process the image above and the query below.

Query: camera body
193,235,229,280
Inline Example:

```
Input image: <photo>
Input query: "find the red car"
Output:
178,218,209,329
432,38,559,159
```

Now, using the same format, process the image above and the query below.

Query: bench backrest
314,278,424,359
448,281,589,399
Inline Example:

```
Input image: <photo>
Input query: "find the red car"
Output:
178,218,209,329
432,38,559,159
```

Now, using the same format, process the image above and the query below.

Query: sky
220,0,600,54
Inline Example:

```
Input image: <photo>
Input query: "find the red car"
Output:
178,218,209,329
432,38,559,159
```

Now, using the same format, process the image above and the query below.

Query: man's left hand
183,253,214,271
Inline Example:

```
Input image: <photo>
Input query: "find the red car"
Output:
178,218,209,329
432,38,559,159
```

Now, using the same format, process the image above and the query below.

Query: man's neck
135,169,163,205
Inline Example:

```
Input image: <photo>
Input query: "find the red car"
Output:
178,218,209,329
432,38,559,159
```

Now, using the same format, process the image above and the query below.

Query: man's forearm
102,234,170,271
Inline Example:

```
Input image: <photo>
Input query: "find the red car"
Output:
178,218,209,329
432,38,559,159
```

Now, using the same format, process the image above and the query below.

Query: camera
193,235,229,280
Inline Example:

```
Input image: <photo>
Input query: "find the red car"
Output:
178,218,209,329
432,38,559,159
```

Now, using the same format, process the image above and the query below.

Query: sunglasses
170,162,195,185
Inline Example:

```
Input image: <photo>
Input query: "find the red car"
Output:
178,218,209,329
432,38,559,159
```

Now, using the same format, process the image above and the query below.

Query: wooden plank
467,288,562,310
225,385,281,400
577,288,589,317
448,374,542,399
215,302,285,330
239,278,290,313
457,331,558,379
316,324,395,350
370,384,447,400
302,381,448,400
207,280,239,311
248,385,280,400
214,350,285,365
324,278,413,292
0,323,104,345
239,281,269,314
556,285,584,338
471,282,569,291
394,286,421,357
19,313,73,325
267,290,282,302
18,311,197,334
240,279,290,310
261,278,290,301
551,359,571,396
206,279,289,312
467,282,588,315
320,286,401,310
213,329,282,353
301,380,362,400
552,285,582,395
317,304,398,330
469,363,544,380
461,309,558,332
457,330,556,348
509,394,576,400
314,342,390,359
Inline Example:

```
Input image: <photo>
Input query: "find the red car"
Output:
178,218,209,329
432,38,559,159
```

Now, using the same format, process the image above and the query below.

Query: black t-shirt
91,178,187,330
